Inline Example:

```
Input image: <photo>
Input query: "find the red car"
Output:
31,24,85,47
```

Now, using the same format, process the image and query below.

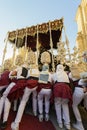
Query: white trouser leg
38,89,51,114
72,87,84,122
3,82,16,97
44,89,51,114
38,90,44,114
3,98,11,122
0,82,15,118
32,89,37,115
62,99,70,124
54,98,62,124
0,97,5,118
14,87,31,123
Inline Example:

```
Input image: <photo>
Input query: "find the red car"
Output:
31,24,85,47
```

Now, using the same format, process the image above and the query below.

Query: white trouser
14,86,37,123
0,97,11,122
72,87,86,122
38,88,52,114
54,97,70,125
3,98,11,122
0,96,5,118
3,82,16,97
0,82,15,116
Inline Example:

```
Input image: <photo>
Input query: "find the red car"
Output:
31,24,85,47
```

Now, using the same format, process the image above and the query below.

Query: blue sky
0,0,81,65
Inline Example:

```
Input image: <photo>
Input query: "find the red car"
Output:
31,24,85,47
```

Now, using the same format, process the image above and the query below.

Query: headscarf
78,72,87,87
78,79,87,87
53,64,69,83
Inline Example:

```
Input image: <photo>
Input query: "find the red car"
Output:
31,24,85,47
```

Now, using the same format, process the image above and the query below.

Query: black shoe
0,121,7,129
85,107,87,112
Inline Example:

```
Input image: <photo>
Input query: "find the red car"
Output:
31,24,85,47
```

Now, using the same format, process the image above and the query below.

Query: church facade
76,0,87,52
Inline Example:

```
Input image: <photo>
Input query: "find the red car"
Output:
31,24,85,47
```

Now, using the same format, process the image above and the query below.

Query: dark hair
64,64,70,72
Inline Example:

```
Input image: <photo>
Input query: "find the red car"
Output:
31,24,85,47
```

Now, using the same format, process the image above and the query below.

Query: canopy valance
8,18,63,51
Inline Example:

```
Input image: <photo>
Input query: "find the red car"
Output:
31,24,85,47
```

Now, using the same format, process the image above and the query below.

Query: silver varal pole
12,30,18,65
25,27,28,49
64,26,71,63
49,21,55,72
36,24,39,66
2,32,9,66
24,27,28,62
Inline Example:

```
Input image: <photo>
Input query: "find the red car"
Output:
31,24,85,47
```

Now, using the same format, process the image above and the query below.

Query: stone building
76,0,87,52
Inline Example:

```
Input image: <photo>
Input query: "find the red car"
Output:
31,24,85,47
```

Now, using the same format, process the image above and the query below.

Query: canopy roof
8,18,63,51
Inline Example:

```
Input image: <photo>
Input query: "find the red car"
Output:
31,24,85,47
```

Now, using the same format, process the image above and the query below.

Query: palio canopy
8,18,63,51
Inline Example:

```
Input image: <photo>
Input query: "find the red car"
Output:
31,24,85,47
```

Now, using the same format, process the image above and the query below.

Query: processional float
1,18,87,74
